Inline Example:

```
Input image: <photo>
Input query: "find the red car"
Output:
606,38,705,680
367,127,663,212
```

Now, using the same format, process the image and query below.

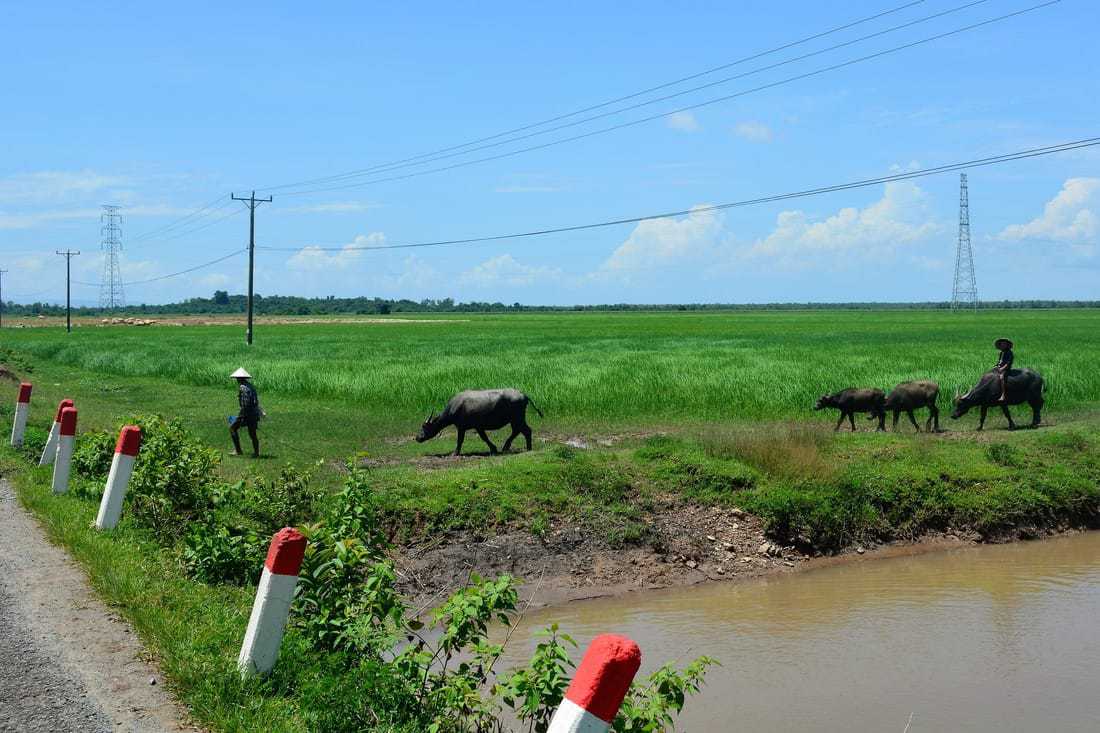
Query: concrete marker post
238,527,307,677
94,425,142,530
548,634,642,733
51,407,78,494
38,398,74,466
10,382,32,448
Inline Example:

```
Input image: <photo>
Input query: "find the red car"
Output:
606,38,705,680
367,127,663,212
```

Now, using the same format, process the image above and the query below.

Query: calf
884,380,940,432
814,388,885,432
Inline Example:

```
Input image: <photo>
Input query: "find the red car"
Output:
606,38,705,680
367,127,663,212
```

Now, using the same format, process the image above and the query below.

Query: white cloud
999,177,1099,242
460,254,562,288
285,232,384,271
734,121,773,143
0,208,102,230
889,160,922,173
666,112,700,133
597,205,726,276
0,170,131,204
742,182,941,269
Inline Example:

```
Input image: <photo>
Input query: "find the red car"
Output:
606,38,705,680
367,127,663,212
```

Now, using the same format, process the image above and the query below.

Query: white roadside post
548,634,642,733
94,425,142,530
238,527,308,677
10,382,32,448
50,407,77,494
38,398,74,466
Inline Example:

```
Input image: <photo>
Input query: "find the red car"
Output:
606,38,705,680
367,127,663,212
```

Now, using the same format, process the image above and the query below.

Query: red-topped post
548,634,642,733
238,527,308,677
9,382,32,447
39,398,74,465
50,407,78,494
94,425,142,530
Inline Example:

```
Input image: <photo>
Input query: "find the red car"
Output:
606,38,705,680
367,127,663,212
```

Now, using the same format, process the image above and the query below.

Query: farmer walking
993,337,1014,403
229,367,263,457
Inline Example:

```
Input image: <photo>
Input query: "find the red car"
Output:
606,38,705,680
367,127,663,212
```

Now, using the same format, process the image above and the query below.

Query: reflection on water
499,533,1100,732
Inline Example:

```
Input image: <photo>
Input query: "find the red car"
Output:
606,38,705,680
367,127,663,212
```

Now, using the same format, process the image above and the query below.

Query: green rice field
4,309,1099,425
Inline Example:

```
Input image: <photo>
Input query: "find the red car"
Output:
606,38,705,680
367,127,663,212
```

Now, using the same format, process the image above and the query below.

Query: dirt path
0,479,192,732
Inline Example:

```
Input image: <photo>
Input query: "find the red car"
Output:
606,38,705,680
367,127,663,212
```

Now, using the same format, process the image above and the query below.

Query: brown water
501,533,1100,731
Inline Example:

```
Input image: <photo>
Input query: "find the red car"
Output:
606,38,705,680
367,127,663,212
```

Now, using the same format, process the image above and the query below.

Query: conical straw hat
230,367,252,379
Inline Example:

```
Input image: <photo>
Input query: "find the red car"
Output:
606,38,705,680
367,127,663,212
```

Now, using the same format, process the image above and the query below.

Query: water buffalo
814,388,885,431
417,388,544,455
884,380,940,432
951,368,1044,430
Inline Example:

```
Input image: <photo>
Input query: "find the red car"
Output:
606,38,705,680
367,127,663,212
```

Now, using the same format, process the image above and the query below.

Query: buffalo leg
1031,400,1042,428
522,425,533,450
835,412,845,431
891,411,900,432
1000,405,1017,430
906,410,921,432
453,429,466,456
876,410,885,432
502,428,519,452
848,412,857,431
476,428,499,454
928,405,940,432
978,406,988,431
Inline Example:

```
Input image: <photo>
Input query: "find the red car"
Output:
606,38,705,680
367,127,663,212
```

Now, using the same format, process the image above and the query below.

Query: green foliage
636,436,756,501
126,415,222,543
615,656,719,732
498,625,577,732
15,424,47,462
72,429,115,479
986,442,1022,468
182,521,266,585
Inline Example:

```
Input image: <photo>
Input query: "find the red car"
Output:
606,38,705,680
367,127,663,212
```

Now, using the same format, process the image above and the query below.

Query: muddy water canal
501,533,1100,731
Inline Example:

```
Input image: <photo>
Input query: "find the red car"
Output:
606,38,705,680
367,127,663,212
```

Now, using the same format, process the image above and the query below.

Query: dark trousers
230,416,259,456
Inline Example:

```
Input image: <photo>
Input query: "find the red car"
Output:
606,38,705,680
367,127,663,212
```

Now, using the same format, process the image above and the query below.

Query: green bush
16,425,47,463
72,430,115,479
182,521,266,585
126,415,222,543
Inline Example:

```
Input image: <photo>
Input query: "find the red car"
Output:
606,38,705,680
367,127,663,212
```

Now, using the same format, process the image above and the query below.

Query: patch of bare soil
394,502,811,610
0,366,18,382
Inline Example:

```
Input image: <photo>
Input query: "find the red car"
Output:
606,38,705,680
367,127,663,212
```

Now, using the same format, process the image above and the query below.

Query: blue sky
2,0,1097,306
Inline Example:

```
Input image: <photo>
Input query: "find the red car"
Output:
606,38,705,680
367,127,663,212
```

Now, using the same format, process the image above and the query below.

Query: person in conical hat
229,367,262,457
992,338,1014,404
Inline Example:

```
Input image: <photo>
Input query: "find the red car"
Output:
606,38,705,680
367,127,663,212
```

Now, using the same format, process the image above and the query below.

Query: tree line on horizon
2,290,1099,317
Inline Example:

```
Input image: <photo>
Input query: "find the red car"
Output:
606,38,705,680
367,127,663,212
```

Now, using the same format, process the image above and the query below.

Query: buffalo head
813,394,835,411
416,412,442,442
951,389,972,419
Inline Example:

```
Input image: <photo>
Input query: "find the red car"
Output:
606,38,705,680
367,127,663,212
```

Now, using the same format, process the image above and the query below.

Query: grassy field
5,309,1099,426
2,309,1099,732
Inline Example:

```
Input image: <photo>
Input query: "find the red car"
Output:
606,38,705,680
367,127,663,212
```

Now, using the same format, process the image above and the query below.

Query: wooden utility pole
231,191,272,345
56,250,80,333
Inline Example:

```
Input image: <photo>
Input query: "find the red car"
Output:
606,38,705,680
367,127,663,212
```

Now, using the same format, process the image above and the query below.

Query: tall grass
4,309,1098,422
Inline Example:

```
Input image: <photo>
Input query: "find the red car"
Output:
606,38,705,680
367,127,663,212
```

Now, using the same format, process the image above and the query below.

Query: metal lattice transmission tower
99,205,125,308
951,173,978,310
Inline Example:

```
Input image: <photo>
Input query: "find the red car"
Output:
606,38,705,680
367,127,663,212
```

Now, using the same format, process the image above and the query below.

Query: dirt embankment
395,499,812,609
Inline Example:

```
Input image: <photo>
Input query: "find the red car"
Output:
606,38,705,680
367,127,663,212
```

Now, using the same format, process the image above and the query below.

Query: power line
275,1,1059,197
71,248,247,288
256,137,1100,253
266,0,993,193
128,195,234,244
231,191,272,345
266,0,929,191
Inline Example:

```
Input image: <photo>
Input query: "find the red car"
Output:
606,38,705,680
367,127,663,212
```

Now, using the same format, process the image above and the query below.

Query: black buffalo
951,368,1044,430
814,388,886,431
417,388,544,455
884,380,940,432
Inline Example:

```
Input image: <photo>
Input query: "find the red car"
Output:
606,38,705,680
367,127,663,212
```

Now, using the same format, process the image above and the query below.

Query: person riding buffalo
229,367,263,457
993,338,1014,403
